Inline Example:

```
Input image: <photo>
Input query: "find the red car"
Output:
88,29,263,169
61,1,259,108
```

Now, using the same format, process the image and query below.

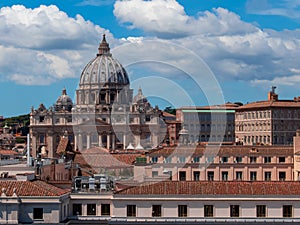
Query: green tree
164,106,176,115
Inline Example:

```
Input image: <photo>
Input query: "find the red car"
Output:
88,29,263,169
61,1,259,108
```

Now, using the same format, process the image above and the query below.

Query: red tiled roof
115,181,300,196
0,150,19,155
148,145,293,157
237,100,300,110
112,153,141,165
0,180,69,196
56,137,69,155
74,147,136,173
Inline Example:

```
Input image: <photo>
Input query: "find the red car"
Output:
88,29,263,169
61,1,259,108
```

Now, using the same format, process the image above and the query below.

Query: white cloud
0,4,113,85
252,75,300,86
246,0,300,19
2,1,300,93
112,0,300,88
114,0,257,38
0,5,109,50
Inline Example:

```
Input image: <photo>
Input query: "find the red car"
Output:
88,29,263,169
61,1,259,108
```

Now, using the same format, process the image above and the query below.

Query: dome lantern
97,34,111,56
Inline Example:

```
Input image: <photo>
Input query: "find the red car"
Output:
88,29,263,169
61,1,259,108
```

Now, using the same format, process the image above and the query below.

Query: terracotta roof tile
0,150,19,155
237,100,300,110
115,181,300,196
0,180,69,196
56,137,69,155
73,147,137,173
112,153,141,165
148,145,293,157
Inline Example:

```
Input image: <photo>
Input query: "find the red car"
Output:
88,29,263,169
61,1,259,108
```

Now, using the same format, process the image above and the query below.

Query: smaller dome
54,88,73,112
133,88,147,104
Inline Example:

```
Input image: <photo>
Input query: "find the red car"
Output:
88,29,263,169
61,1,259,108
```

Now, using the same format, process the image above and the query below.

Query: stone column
107,134,111,150
78,133,83,151
31,133,37,158
123,134,127,150
47,131,54,158
135,134,140,147
98,135,103,147
87,133,91,149
74,134,78,151
152,133,159,148
112,134,116,150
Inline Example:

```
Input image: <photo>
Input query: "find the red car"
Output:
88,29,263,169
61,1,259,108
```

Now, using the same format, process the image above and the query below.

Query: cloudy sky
1,0,300,117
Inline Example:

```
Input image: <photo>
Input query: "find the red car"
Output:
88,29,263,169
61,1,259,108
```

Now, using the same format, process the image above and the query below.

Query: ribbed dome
79,35,129,86
133,87,147,104
54,88,73,112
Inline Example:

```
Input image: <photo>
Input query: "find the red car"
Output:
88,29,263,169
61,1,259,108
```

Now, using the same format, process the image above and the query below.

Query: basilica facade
30,35,165,158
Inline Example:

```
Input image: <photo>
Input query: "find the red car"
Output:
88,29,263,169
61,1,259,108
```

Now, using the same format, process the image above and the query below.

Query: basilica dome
54,88,73,112
79,35,129,86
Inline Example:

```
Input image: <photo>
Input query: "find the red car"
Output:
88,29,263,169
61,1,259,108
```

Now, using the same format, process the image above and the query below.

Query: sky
1,0,300,117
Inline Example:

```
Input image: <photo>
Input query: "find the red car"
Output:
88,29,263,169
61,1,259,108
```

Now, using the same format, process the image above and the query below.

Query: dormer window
39,116,45,123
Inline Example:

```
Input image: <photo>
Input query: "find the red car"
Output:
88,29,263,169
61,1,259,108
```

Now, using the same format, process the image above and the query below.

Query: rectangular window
39,116,45,123
236,171,243,180
87,204,96,215
250,156,257,163
179,156,186,163
101,204,110,216
127,205,136,217
279,172,286,181
221,156,228,163
235,157,242,163
264,156,271,163
283,205,293,217
145,115,151,122
265,172,271,181
207,171,214,181
151,157,158,163
152,205,162,217
193,156,200,163
204,205,214,217
256,205,266,217
33,208,43,220
152,171,158,177
179,171,186,181
165,157,172,163
100,93,105,102
230,205,240,217
279,157,286,163
178,205,187,217
73,204,82,216
222,171,228,181
250,171,257,181
39,134,45,144
193,171,200,181
206,157,214,163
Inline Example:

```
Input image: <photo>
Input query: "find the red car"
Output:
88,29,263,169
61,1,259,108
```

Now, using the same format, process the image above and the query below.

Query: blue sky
1,0,300,117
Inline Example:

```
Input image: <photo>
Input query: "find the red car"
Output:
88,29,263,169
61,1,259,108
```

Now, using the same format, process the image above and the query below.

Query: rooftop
116,181,300,196
148,145,293,157
0,180,69,196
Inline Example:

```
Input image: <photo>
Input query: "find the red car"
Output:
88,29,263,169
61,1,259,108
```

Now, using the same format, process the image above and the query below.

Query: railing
0,159,20,166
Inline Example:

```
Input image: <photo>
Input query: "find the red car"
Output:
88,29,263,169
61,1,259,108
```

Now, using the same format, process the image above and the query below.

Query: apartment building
0,179,69,224
176,103,238,144
235,87,300,145
134,145,294,182
68,180,300,224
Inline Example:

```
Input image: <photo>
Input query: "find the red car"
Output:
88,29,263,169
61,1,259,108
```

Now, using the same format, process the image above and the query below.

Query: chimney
268,86,278,101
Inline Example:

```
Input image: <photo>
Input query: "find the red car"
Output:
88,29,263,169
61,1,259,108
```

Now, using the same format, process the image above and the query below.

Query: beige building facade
235,87,300,145
134,145,294,182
